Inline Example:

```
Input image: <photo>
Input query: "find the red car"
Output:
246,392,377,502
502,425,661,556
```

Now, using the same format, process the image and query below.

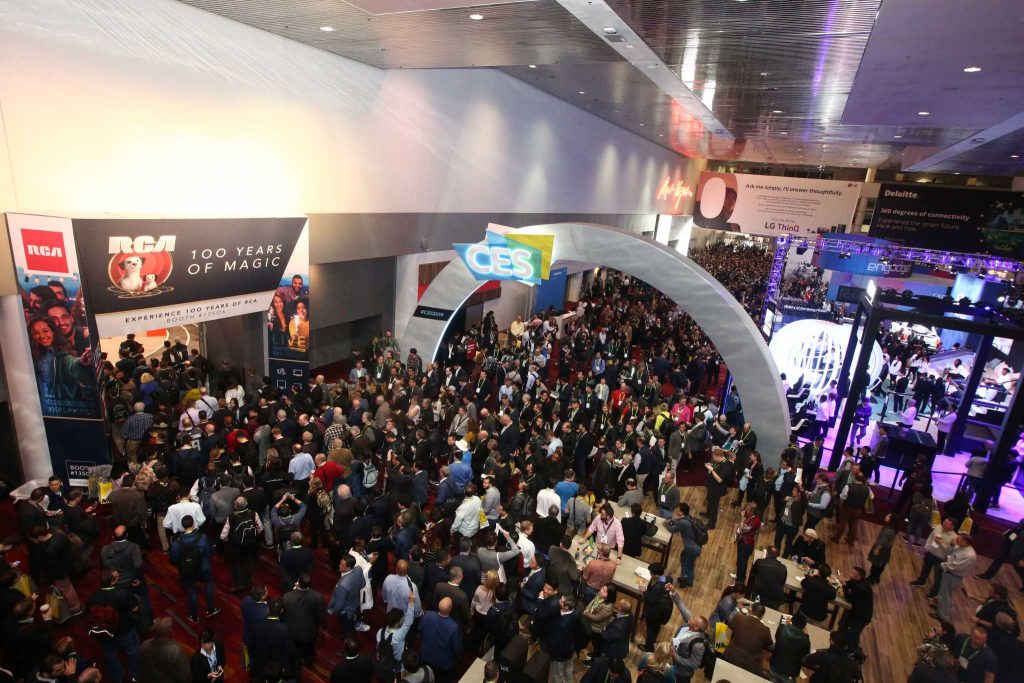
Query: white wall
483,282,533,330
394,251,457,343
0,0,696,220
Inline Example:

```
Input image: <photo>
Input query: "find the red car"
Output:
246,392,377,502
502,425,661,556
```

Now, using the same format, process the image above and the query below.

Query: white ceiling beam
555,0,733,139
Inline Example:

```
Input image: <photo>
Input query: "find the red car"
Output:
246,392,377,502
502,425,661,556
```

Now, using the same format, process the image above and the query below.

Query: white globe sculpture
769,319,883,400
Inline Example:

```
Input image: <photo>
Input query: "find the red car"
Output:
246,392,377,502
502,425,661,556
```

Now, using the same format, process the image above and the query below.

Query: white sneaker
355,622,370,632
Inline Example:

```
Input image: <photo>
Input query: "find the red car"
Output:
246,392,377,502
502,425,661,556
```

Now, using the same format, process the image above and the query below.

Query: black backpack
229,510,259,548
176,534,202,577
686,516,709,546
373,630,398,682
699,632,717,678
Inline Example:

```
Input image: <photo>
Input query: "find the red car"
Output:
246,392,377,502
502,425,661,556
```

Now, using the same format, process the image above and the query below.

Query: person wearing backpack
85,568,139,683
163,489,205,540
169,515,220,623
664,502,706,588
220,497,263,593
374,590,416,682
667,588,712,681
639,563,673,652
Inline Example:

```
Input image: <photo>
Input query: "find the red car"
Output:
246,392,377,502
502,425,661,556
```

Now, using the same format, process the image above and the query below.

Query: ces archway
400,223,789,465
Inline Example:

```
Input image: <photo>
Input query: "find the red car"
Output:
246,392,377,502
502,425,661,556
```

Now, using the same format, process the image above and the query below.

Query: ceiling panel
179,0,617,69
176,0,1024,174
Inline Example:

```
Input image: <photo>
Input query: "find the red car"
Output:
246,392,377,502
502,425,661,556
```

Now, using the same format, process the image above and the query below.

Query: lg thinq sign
454,230,554,285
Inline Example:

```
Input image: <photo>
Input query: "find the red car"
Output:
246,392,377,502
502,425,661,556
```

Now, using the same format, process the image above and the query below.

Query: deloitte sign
453,230,554,285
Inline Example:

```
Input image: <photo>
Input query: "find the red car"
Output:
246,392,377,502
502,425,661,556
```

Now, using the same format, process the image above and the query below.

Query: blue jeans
681,546,701,584
182,574,215,618
736,542,755,582
102,628,140,681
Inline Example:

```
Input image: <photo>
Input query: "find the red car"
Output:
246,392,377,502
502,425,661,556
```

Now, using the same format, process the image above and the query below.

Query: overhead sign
72,217,308,336
694,172,861,237
453,230,554,285
656,177,694,212
413,305,455,321
868,184,1024,257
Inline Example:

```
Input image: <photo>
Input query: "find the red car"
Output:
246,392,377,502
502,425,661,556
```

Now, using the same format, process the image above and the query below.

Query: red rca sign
656,176,693,211
22,229,69,273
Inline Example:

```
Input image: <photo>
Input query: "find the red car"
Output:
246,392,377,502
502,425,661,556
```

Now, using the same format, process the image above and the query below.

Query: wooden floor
615,484,1024,683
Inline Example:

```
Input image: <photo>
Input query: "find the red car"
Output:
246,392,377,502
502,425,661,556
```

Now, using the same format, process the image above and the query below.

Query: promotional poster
694,172,862,238
868,184,1024,256
267,223,311,388
72,217,309,337
5,214,107,483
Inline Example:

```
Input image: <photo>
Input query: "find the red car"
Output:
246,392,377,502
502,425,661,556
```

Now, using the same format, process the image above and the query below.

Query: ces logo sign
454,231,554,285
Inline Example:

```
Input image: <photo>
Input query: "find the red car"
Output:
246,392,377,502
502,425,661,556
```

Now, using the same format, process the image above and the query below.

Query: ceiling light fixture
578,91,586,95
962,66,982,73
917,111,930,116
1012,154,1021,159
972,138,986,143
319,26,334,32
603,26,618,34
646,64,657,69
893,135,903,139
528,64,537,69
772,110,783,114
639,123,645,127
469,13,484,20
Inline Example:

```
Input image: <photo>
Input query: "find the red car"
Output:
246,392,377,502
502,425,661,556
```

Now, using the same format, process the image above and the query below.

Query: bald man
381,559,422,617
421,596,462,676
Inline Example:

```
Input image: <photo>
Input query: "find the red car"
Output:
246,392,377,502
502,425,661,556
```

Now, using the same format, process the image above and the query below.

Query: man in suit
420,597,463,680
281,573,324,669
599,599,634,661
497,414,521,459
750,546,788,609
189,629,225,683
547,535,580,595
327,554,365,637
250,599,293,682
723,602,772,673
329,638,372,682
433,566,471,630
520,555,547,616
801,437,824,488
450,537,482,600
278,531,314,592
535,593,581,683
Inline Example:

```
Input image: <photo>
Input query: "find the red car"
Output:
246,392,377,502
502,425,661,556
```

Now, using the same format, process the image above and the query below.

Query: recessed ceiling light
659,134,664,137
647,64,657,69
963,66,982,73
625,44,634,48
603,27,618,35
953,172,961,175
780,131,788,135
772,110,783,114
893,135,903,139
1012,154,1021,159
760,72,770,77
469,13,484,20
578,91,585,95
528,64,537,69
639,123,645,127
319,26,334,32
918,111,930,116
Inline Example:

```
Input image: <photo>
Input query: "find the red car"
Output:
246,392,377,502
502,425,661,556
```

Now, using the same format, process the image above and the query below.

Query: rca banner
694,172,861,237
71,218,309,337
5,214,107,482
266,224,311,390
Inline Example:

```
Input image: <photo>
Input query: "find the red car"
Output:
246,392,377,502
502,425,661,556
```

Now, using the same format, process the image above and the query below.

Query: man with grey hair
433,565,470,629
120,402,153,463
323,408,348,453
280,530,313,592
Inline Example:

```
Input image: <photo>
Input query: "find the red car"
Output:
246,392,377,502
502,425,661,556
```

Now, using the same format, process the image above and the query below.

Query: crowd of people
689,242,772,321
0,267,1020,683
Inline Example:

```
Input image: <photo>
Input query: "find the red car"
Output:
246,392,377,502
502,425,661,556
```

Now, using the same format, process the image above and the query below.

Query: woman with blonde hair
637,641,676,683
470,569,500,654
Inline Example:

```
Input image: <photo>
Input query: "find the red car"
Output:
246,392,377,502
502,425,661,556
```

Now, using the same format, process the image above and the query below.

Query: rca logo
22,229,69,273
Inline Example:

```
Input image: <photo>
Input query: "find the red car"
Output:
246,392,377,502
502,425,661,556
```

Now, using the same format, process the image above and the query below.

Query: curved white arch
401,223,789,465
